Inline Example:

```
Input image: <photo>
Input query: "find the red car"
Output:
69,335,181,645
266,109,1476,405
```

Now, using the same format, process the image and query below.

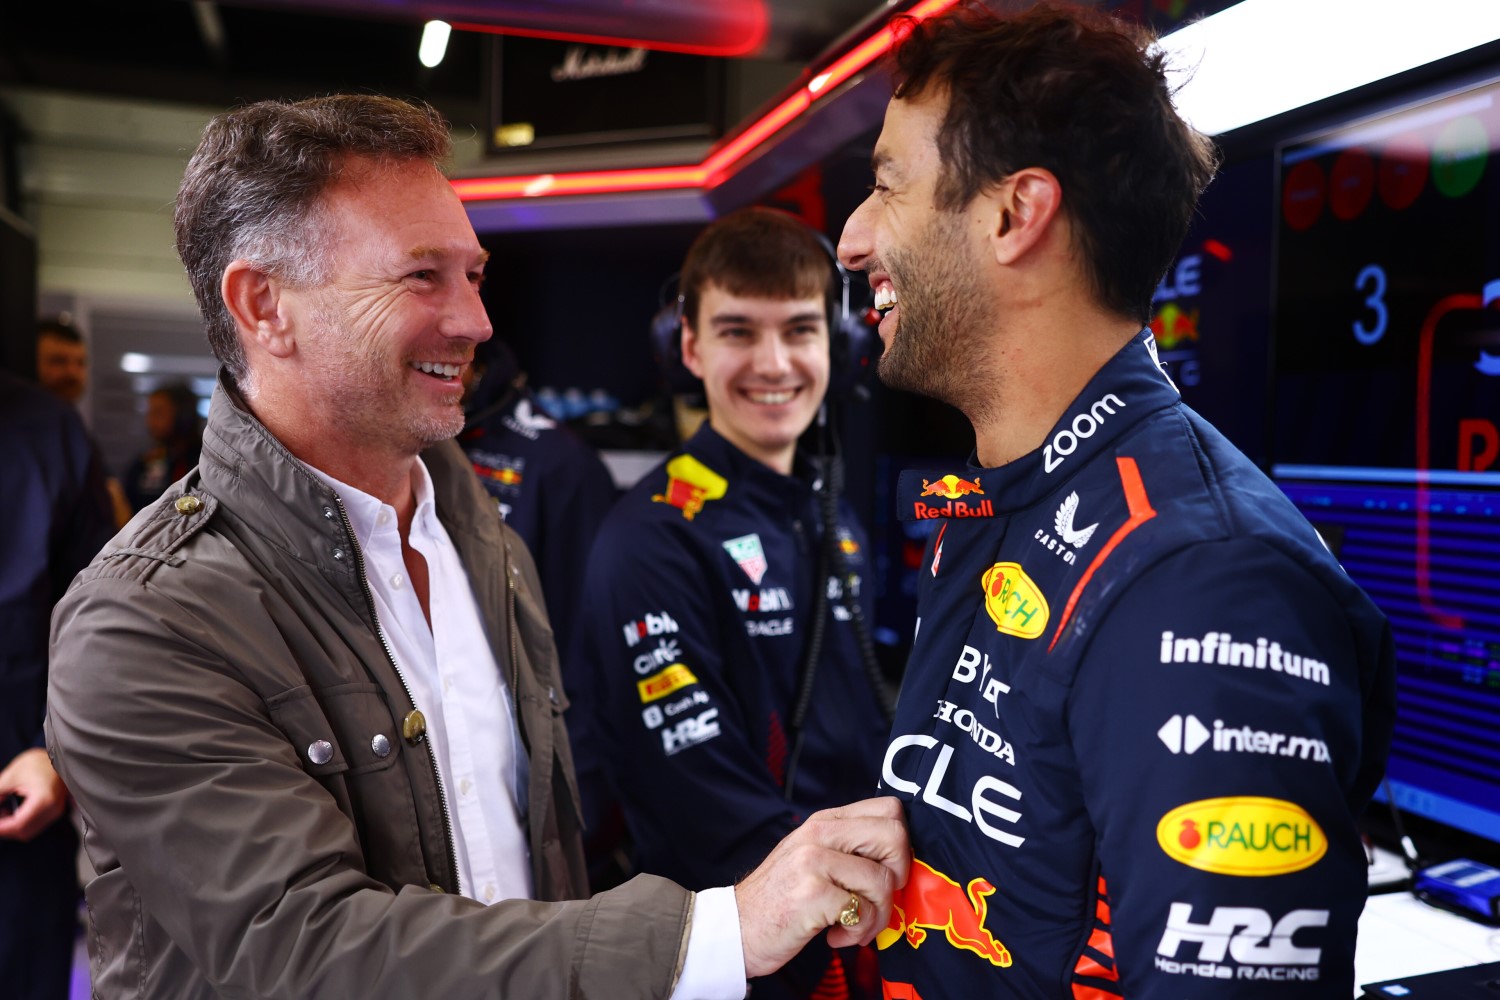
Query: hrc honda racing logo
1155,902,1328,982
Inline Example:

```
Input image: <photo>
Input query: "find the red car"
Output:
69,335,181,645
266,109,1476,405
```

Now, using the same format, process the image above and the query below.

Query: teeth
873,285,899,312
412,361,462,379
748,390,795,405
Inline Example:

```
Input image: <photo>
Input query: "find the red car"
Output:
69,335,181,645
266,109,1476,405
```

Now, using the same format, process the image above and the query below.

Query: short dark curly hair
891,2,1218,324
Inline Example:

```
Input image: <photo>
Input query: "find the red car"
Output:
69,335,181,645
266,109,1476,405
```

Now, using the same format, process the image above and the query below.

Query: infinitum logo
1159,631,1330,687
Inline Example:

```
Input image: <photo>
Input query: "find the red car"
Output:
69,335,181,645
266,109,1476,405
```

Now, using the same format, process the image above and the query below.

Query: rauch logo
1156,796,1327,876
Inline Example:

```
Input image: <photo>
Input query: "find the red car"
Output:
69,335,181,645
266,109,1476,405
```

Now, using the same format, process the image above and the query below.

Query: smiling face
838,90,995,408
278,157,492,459
36,333,87,403
682,285,830,475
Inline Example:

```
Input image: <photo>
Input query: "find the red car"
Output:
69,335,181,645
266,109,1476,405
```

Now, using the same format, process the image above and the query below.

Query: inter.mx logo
1157,714,1330,762
1155,902,1327,982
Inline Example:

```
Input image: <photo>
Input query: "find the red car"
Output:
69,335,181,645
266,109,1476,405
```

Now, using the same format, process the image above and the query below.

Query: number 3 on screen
1353,264,1388,345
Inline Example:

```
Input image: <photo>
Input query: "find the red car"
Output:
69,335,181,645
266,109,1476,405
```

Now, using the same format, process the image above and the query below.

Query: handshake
735,796,911,978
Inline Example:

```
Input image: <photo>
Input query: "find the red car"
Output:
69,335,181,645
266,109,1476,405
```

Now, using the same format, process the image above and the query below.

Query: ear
680,314,705,380
986,167,1064,267
222,260,297,360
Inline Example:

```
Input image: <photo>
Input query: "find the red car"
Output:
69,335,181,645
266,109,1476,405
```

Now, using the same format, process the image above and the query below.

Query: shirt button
390,572,404,589
460,778,473,796
442,676,453,694
483,883,496,903
377,511,391,527
402,709,427,745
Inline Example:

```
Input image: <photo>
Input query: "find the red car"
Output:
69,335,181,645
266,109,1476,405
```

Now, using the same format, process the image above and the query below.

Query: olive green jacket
46,377,691,998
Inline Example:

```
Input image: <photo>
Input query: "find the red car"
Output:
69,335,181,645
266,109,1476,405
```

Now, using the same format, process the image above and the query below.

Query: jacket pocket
265,682,402,777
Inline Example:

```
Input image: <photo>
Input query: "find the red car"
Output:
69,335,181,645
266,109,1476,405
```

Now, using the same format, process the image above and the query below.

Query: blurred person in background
34,319,87,406
1,368,115,999
124,384,204,512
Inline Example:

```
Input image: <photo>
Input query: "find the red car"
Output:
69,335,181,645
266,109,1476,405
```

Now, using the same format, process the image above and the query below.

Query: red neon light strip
455,0,959,202
452,3,768,59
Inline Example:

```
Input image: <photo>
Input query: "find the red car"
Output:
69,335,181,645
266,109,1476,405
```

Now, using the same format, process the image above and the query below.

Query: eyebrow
406,246,491,266
709,311,824,327
871,150,897,178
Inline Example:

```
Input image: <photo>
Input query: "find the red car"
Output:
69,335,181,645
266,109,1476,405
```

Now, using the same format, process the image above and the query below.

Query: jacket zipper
504,541,520,704
335,499,463,897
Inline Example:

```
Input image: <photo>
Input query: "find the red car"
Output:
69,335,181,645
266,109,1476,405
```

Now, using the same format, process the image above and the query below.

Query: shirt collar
304,458,438,550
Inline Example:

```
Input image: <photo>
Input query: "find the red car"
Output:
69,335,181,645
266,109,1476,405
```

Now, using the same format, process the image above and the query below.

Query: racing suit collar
897,329,1181,521
686,421,821,503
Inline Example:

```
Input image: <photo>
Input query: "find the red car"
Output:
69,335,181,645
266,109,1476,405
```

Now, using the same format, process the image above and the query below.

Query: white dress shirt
312,457,746,999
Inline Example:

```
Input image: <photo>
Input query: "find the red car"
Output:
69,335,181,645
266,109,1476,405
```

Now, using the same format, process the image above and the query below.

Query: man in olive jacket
45,94,906,1000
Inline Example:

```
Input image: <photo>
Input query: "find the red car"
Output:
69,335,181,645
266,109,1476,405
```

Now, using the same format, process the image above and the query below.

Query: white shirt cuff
669,886,748,1000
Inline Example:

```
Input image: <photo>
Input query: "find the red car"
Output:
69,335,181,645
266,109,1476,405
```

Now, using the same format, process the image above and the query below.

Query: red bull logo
651,455,728,521
1150,302,1200,351
473,463,523,487
920,474,985,500
877,857,1012,968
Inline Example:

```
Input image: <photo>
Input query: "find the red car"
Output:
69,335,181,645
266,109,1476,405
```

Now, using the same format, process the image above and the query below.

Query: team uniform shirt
459,384,616,649
876,331,1395,1000
580,423,889,1000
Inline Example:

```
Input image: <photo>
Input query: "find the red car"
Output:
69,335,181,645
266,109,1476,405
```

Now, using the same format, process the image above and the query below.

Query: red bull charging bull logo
877,857,1012,968
920,475,985,500
651,455,728,521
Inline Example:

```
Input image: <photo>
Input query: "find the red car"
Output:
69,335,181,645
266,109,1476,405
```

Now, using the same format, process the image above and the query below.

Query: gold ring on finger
838,892,861,928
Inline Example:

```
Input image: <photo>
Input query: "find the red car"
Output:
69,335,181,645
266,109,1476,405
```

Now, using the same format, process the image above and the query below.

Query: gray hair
173,95,453,383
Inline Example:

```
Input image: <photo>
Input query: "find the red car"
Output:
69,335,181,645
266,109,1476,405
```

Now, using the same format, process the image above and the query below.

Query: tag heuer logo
723,533,768,585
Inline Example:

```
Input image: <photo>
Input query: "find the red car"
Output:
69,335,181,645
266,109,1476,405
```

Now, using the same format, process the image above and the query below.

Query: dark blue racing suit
876,331,1395,1000
579,423,888,999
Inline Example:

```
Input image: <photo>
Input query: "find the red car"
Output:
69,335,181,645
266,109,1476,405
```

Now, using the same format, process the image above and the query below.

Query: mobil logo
1157,796,1327,876
877,857,1012,968
1043,393,1126,473
623,611,679,648
979,563,1049,639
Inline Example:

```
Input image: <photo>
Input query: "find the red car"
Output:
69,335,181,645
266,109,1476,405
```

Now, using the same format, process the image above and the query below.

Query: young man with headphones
577,207,889,1000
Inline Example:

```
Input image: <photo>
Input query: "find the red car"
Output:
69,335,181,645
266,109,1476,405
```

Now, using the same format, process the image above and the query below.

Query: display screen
1272,74,1500,849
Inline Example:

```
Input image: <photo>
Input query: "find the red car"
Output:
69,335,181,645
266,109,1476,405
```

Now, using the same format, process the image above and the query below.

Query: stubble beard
306,302,466,458
876,212,996,421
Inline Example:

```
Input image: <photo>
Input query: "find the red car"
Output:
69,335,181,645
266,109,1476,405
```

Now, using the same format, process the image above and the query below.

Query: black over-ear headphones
649,226,879,404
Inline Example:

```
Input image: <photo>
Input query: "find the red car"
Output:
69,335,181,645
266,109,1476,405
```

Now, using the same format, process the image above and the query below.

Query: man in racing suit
836,5,1396,998
580,207,890,999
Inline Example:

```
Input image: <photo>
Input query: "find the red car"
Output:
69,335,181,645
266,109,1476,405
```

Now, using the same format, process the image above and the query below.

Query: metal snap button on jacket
371,733,392,759
306,740,334,765
174,495,202,515
402,710,426,745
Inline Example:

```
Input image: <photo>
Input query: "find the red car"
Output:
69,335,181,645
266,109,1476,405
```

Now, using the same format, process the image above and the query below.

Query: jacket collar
897,329,1181,520
198,372,500,593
